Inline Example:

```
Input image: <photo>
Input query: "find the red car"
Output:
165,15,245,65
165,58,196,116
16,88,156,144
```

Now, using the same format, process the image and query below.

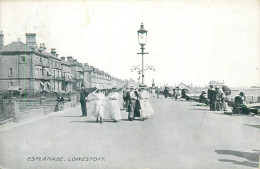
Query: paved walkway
0,98,259,169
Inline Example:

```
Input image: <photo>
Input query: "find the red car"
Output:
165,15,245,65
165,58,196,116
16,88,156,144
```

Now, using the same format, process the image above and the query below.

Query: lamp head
137,22,147,45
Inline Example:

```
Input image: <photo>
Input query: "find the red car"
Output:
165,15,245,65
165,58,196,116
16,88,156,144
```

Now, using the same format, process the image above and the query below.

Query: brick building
0,31,124,95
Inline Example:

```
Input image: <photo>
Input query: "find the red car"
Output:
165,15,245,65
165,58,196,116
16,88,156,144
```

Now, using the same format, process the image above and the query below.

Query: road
0,97,259,169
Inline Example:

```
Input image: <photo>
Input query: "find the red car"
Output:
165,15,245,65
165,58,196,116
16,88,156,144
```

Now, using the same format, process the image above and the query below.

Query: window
21,56,26,62
9,68,13,75
10,82,13,87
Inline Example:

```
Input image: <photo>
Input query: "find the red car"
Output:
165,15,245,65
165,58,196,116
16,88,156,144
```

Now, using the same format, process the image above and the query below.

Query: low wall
0,94,77,122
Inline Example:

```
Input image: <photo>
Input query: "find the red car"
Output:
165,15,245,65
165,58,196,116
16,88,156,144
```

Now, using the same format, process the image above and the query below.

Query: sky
0,0,259,88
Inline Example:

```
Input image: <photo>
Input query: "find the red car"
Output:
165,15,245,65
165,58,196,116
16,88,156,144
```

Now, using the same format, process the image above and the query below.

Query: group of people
79,85,154,124
80,86,122,124
207,85,227,111
207,85,250,114
123,85,154,121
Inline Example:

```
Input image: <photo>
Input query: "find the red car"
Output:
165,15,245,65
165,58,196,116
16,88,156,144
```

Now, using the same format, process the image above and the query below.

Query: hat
239,92,244,96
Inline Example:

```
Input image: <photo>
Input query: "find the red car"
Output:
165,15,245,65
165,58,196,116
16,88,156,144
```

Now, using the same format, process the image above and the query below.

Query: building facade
0,32,124,95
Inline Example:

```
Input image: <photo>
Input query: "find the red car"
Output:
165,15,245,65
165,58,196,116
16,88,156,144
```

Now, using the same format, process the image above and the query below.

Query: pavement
0,97,259,169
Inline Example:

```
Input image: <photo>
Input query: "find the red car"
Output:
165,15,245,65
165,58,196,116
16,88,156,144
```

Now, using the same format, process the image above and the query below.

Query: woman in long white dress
107,87,122,122
139,88,154,119
90,89,106,124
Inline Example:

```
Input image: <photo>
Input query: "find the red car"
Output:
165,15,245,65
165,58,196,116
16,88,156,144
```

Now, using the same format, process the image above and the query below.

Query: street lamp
131,64,155,84
137,23,149,85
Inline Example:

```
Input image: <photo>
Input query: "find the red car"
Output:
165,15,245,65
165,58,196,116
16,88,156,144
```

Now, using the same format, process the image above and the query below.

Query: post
142,48,144,85
3,97,19,122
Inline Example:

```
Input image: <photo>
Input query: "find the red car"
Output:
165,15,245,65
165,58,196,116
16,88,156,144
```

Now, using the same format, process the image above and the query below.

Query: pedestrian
122,87,129,109
107,87,122,123
80,86,89,117
133,88,141,120
207,85,215,111
55,93,64,111
214,87,222,111
163,87,169,99
139,87,154,119
90,87,106,124
233,92,249,114
125,85,137,121
175,87,181,101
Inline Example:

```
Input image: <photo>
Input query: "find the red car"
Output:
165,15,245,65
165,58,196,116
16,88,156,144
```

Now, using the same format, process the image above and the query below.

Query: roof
35,51,61,61
177,83,194,91
1,41,33,53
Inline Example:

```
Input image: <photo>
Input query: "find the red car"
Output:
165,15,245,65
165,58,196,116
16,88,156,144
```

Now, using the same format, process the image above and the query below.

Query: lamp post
131,64,155,84
137,23,149,85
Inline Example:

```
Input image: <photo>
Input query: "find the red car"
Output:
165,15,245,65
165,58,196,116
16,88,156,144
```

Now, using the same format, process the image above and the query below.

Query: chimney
38,43,46,52
60,57,66,62
84,63,89,69
51,48,56,56
25,33,36,48
0,31,4,50
67,56,73,62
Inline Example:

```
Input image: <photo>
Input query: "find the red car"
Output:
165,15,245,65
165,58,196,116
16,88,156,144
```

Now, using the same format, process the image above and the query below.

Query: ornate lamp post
137,23,149,85
131,64,155,84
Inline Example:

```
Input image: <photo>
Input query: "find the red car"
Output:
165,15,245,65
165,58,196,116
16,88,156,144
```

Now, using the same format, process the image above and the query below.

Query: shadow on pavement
216,150,259,168
71,120,118,123
244,124,260,129
59,116,82,117
218,159,258,168
190,108,211,111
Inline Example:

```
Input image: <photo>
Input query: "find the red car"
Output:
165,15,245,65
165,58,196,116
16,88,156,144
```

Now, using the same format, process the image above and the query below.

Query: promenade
0,98,259,169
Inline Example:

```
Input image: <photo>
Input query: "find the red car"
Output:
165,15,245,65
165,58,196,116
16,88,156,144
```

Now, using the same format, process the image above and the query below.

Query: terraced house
0,31,124,96
0,32,65,95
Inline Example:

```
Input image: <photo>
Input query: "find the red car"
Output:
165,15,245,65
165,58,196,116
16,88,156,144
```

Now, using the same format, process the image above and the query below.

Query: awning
40,82,44,86
7,86,23,91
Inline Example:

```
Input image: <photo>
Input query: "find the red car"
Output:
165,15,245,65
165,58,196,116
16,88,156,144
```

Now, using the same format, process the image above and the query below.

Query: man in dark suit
80,86,89,117
208,85,215,111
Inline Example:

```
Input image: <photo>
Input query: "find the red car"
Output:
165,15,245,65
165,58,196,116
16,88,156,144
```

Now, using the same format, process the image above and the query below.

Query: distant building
208,80,225,87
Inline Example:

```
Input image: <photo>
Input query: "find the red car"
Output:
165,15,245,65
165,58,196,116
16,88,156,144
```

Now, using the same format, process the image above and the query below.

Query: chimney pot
51,48,56,56
60,57,66,62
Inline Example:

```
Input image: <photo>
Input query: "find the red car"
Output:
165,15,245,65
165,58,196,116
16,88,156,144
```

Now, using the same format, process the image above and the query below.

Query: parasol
222,85,231,96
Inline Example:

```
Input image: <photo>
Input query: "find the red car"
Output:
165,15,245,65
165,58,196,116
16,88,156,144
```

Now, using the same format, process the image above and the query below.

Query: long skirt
140,99,154,117
54,102,64,112
127,100,135,120
108,100,122,121
92,101,105,118
134,100,141,117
